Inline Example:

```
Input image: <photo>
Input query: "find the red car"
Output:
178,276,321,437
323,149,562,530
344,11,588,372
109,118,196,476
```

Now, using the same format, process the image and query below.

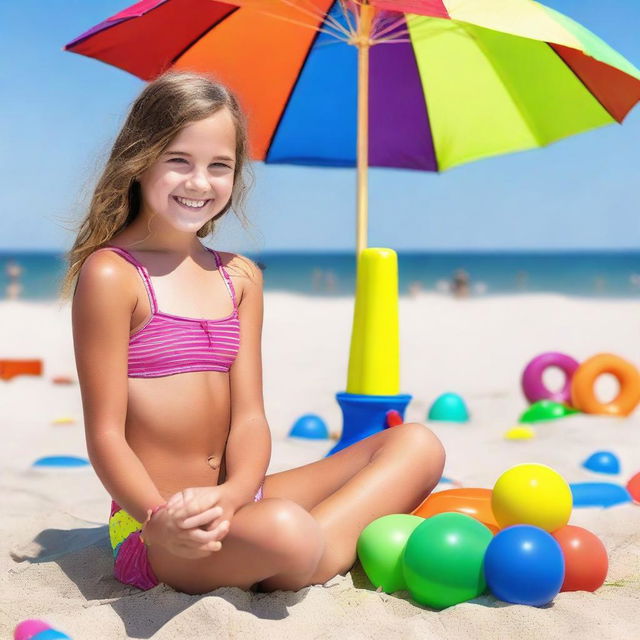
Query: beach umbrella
65,0,640,254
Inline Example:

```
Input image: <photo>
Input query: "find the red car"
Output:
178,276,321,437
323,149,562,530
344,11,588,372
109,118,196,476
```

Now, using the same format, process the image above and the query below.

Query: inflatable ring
521,352,580,405
571,353,640,416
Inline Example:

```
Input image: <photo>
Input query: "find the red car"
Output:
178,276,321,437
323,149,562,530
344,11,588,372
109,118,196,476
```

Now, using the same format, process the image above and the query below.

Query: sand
1,292,639,639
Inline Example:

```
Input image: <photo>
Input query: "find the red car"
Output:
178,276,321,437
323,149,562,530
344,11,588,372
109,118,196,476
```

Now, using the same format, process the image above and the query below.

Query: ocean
1,250,639,301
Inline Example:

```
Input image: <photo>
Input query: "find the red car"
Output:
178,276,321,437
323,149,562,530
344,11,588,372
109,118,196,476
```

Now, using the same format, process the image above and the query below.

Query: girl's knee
399,423,446,468
259,498,325,573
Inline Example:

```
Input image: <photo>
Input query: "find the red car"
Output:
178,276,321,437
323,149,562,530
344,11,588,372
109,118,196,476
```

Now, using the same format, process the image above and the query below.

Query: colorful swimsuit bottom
109,482,265,590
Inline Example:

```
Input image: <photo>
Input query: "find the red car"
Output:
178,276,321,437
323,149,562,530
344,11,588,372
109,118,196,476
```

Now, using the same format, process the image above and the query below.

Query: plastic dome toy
582,451,621,475
427,393,469,423
519,400,579,424
288,414,329,439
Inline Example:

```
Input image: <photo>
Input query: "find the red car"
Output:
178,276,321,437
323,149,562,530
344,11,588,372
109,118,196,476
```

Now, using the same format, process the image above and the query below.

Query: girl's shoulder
214,251,263,303
73,248,140,314
216,251,262,282
81,246,141,284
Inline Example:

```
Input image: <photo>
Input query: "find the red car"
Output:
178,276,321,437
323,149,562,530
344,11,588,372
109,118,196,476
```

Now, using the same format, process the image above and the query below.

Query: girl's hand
166,485,239,542
143,499,230,559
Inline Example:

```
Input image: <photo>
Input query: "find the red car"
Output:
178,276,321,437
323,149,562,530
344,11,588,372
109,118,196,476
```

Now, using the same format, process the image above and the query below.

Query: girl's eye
168,157,187,163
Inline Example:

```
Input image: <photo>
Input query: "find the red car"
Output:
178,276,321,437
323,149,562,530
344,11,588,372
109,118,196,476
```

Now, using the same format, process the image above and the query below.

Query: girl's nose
186,169,210,193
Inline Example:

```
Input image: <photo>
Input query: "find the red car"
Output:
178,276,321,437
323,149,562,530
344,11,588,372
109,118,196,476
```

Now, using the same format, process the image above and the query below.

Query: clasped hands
144,485,239,559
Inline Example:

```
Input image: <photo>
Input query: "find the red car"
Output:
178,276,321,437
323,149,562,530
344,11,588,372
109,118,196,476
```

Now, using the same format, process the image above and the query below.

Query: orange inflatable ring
412,487,499,534
570,353,640,416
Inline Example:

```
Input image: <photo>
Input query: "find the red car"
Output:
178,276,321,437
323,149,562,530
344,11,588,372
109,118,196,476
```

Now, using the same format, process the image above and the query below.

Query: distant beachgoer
5,280,23,300
451,268,470,298
594,276,606,293
408,280,423,298
60,71,444,596
311,268,323,292
324,269,337,293
5,260,23,300
515,270,529,291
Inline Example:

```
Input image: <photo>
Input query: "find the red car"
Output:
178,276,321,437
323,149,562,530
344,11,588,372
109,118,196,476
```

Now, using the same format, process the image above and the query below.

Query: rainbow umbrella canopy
65,0,640,252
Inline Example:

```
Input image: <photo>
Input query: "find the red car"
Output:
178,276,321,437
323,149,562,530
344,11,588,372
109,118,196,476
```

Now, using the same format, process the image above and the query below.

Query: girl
61,71,445,595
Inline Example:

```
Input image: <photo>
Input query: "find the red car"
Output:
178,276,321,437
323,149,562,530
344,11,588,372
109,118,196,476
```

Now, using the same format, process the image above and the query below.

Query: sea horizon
1,248,639,301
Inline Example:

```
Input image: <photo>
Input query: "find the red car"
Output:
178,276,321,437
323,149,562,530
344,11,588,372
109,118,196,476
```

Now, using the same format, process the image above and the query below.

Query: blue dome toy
582,450,621,475
427,393,469,423
289,414,329,439
570,482,632,508
33,455,90,468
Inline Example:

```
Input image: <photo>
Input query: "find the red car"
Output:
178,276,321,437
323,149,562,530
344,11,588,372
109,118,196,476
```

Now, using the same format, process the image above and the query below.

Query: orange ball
552,525,608,592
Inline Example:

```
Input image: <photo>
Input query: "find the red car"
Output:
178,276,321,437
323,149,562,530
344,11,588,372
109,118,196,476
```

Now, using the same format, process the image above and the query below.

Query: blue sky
0,0,638,252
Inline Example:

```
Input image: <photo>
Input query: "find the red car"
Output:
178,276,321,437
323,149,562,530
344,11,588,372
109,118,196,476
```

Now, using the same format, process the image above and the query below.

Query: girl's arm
224,256,272,507
72,252,165,523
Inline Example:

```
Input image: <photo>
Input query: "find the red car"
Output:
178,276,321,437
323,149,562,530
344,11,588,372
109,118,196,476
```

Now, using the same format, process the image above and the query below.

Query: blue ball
289,414,329,439
582,450,621,475
484,525,565,607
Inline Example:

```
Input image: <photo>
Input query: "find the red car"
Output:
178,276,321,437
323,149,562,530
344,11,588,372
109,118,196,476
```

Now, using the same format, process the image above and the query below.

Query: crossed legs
148,423,445,594
258,422,445,591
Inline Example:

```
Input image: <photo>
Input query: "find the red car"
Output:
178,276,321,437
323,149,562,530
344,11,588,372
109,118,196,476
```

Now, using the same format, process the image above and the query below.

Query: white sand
1,293,639,639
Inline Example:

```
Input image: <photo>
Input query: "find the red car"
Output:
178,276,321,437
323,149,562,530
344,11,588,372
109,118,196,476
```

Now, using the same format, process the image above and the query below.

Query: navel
207,455,219,470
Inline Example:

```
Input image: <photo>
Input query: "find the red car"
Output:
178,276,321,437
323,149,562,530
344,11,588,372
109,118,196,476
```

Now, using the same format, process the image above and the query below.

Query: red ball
627,472,640,502
385,410,403,428
552,525,608,592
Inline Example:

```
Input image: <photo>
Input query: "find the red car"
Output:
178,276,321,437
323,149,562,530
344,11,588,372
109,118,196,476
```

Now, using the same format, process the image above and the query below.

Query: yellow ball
492,463,572,532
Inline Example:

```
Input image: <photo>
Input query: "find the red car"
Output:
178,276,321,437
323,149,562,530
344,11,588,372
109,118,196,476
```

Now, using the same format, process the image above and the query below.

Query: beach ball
582,451,621,475
427,393,469,423
492,464,572,531
484,525,564,607
412,488,499,534
14,620,51,640
357,514,423,593
552,525,608,592
14,621,71,640
627,472,640,502
402,513,493,609
288,414,329,439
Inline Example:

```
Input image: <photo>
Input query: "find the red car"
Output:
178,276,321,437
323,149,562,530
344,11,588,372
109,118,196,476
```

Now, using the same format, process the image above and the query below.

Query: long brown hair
59,70,255,300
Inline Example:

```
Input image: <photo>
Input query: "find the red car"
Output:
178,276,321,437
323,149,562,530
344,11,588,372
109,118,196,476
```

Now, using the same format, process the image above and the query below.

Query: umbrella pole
356,2,373,255
329,4,412,458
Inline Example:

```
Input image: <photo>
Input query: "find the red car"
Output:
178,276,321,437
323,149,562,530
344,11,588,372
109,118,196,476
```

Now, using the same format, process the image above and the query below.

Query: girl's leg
260,423,445,586
148,498,325,594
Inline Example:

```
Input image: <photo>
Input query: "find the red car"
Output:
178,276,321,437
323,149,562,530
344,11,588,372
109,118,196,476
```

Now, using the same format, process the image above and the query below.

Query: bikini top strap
208,248,237,311
100,245,158,313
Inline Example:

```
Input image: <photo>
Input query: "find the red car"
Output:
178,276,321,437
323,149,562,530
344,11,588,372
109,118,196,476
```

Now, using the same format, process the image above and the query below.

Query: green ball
357,514,424,593
402,513,493,609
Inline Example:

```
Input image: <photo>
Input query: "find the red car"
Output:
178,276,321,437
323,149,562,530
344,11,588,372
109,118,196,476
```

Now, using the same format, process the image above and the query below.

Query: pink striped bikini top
99,245,240,378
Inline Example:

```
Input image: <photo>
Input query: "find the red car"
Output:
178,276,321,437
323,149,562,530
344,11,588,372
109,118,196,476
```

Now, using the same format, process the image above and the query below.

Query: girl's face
137,109,237,234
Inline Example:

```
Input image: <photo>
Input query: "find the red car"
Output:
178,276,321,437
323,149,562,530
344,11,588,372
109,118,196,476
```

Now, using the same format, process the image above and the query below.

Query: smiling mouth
173,196,212,210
